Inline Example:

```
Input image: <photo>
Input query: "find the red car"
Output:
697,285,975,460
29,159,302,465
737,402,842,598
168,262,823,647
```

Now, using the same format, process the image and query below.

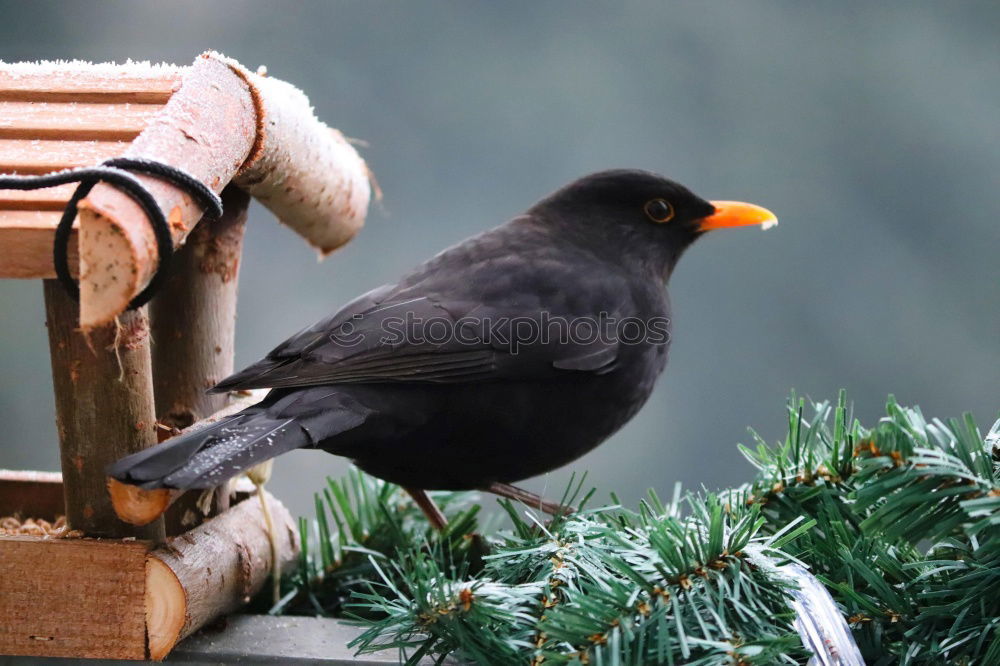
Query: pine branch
740,391,1000,664
267,392,1000,665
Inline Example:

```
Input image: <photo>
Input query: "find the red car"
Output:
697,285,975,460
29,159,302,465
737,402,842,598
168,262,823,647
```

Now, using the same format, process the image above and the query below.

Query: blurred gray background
0,1,997,518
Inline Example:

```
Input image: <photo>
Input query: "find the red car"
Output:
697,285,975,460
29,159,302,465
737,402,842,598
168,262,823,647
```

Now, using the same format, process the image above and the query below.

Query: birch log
76,54,256,329
145,490,299,660
231,64,371,254
75,52,371,329
151,186,249,431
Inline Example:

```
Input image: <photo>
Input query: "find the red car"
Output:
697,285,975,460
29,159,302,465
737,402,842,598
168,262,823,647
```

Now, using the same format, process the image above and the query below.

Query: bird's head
529,169,777,280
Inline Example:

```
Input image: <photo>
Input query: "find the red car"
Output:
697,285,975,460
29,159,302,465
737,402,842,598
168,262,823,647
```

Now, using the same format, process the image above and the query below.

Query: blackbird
109,169,776,526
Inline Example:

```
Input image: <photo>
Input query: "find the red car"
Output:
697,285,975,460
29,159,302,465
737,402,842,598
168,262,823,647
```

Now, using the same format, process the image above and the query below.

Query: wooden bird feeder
0,52,371,660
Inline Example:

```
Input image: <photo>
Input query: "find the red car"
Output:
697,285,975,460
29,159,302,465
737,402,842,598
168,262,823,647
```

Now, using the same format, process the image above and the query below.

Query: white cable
781,563,866,666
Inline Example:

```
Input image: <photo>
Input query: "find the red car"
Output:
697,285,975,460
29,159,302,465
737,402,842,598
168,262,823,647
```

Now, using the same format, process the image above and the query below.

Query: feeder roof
0,52,370,329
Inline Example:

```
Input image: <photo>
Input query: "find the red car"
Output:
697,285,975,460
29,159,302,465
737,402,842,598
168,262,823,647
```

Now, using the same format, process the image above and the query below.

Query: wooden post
43,281,165,540
151,186,249,534
152,186,249,427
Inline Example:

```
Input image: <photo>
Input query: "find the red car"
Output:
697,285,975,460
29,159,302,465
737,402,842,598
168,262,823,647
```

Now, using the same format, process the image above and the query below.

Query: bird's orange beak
700,201,778,232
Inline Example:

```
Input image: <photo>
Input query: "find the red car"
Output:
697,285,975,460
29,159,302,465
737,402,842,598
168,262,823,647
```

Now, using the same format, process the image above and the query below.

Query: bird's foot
404,486,449,531
406,483,575,531
482,481,575,517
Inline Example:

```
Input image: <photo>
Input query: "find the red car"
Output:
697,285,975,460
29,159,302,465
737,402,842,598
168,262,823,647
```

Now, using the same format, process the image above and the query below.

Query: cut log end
107,478,176,526
105,391,266,528
145,556,185,661
78,207,140,329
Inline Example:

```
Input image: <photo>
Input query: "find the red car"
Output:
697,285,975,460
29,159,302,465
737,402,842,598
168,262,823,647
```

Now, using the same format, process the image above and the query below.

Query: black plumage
109,170,775,501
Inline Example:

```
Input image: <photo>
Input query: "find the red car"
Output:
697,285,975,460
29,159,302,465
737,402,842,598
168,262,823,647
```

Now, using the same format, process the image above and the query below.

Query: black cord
0,158,222,310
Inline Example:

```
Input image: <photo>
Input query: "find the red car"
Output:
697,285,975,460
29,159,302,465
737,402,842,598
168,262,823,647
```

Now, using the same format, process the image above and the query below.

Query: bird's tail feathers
108,387,375,490
107,410,309,490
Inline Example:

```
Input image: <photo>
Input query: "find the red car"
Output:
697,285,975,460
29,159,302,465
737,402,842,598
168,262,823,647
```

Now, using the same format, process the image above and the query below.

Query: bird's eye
644,198,674,223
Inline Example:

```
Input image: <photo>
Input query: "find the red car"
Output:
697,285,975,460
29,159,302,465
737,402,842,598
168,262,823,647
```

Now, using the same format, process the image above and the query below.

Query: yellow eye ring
644,198,674,223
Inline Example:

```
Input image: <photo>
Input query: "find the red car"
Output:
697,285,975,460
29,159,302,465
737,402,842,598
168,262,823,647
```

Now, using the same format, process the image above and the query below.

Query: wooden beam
0,101,161,141
76,54,257,329
43,280,165,540
74,52,373,329
146,489,299,660
232,66,371,255
0,211,76,278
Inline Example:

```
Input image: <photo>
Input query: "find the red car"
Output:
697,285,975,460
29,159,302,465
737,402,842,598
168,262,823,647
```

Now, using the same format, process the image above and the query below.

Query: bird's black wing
212,222,645,391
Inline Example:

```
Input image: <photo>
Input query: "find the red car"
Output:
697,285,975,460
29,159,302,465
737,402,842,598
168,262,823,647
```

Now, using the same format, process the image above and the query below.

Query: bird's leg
483,482,574,517
404,487,449,531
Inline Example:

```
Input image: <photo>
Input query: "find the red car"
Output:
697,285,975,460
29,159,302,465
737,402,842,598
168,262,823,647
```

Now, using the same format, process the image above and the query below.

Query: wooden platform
0,471,298,661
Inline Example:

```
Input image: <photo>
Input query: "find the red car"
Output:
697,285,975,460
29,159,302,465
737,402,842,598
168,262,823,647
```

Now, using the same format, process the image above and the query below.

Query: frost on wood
230,61,371,255
0,59,181,77
0,53,370,314
0,60,182,103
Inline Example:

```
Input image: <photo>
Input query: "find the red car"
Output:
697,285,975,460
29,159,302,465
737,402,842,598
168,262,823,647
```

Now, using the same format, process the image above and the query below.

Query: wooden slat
0,66,182,103
0,183,76,210
0,210,77,278
0,102,161,209
0,536,150,659
0,138,128,174
0,101,161,140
